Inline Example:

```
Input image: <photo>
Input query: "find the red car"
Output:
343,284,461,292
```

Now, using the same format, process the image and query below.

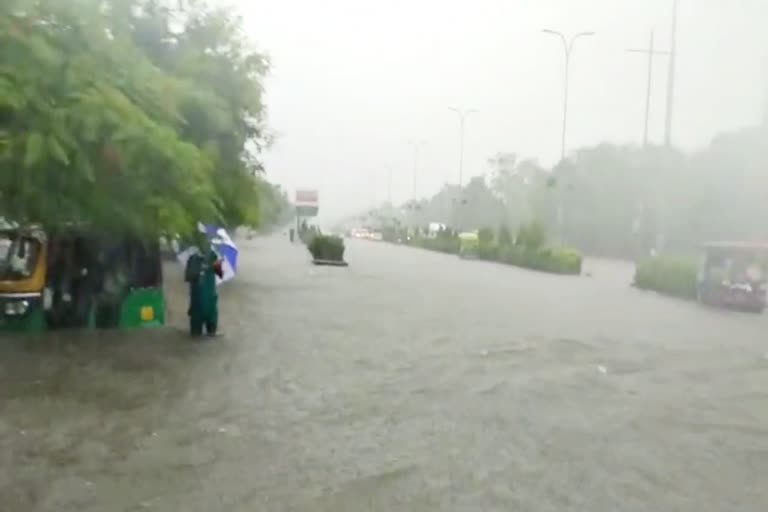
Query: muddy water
1,237,767,511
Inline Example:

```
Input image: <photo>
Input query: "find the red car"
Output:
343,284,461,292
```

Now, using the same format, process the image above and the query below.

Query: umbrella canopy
176,224,238,285
203,224,238,283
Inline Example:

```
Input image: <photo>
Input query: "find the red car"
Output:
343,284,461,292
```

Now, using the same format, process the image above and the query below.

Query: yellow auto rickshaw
0,225,166,333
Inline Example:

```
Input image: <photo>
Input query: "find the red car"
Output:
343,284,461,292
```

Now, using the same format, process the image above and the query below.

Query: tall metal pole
448,108,478,187
412,144,419,199
386,166,393,204
542,29,594,244
627,31,670,256
561,51,570,162
458,116,466,186
655,0,680,254
542,29,595,161
448,108,477,231
627,31,670,146
664,0,679,147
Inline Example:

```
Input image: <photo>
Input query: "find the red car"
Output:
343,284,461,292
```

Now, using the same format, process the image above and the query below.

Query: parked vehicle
458,232,479,259
697,242,768,313
0,226,165,332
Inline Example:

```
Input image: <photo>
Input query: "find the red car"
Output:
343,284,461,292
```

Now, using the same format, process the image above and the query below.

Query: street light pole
542,29,593,244
542,29,595,161
448,108,477,231
627,31,670,146
664,0,680,147
447,108,478,187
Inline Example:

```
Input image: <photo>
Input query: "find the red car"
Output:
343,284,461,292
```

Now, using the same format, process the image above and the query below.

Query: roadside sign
295,189,319,217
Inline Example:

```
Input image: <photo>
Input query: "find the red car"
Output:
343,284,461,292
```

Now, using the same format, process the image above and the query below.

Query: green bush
634,255,697,299
308,235,346,261
543,247,583,274
500,246,582,275
478,243,499,261
417,236,459,254
478,227,494,246
401,228,581,275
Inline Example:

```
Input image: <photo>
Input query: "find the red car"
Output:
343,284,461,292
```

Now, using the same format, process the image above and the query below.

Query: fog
240,0,768,224
4,3,768,509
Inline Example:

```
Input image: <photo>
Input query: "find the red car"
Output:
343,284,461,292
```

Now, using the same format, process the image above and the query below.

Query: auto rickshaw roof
0,224,46,240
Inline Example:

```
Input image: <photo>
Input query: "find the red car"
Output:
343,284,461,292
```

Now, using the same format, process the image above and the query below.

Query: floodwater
1,236,767,511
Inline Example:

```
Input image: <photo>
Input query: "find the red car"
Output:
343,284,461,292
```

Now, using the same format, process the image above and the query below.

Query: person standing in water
185,239,223,337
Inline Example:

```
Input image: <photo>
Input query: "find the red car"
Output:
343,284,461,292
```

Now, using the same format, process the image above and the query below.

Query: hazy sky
237,0,768,223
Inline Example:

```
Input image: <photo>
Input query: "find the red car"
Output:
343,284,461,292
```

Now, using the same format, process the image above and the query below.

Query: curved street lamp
541,29,595,162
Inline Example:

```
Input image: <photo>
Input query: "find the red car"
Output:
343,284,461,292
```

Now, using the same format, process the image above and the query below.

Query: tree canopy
0,0,273,238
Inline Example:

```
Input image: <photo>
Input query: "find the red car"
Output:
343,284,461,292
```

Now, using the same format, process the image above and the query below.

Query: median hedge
409,235,460,254
406,233,582,275
502,246,582,274
308,235,346,262
633,255,698,299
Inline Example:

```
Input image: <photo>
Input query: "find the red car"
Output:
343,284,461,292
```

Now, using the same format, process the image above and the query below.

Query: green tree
489,152,544,228
0,0,271,238
516,220,547,251
109,0,271,230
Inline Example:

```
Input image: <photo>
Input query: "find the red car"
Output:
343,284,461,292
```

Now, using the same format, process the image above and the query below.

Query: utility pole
654,0,680,254
627,31,670,146
542,29,595,161
386,166,393,204
664,0,679,146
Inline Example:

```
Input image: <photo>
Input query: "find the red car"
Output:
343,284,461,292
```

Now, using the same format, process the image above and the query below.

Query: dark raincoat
185,248,223,336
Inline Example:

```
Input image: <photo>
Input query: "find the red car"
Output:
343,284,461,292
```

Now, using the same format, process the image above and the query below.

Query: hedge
497,246,582,275
408,238,581,275
410,237,460,254
633,255,698,299
308,235,346,261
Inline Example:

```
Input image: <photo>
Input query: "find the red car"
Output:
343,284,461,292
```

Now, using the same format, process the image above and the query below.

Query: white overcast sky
235,0,768,223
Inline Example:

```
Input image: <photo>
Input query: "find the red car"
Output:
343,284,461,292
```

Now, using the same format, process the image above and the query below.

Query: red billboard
295,189,318,205
295,189,319,217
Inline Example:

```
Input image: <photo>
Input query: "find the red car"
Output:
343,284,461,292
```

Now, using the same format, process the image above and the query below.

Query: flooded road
2,236,768,511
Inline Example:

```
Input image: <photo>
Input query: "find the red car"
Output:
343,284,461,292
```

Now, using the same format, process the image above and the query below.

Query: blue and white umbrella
202,224,238,284
176,223,239,285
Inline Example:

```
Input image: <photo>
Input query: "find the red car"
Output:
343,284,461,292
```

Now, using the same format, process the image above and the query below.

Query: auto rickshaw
0,226,166,333
697,242,768,313
458,232,480,259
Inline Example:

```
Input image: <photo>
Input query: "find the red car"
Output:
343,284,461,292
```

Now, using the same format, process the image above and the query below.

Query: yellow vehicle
0,226,165,333
458,232,480,259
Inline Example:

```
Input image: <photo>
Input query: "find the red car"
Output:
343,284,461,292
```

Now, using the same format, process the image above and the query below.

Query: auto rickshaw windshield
0,234,41,281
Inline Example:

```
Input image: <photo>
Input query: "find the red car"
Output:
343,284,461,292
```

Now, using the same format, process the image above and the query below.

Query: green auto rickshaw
458,232,480,259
